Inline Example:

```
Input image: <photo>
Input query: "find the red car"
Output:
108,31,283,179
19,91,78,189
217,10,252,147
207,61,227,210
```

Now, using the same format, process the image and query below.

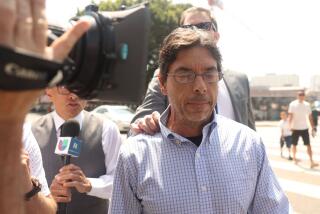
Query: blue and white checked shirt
110,109,290,214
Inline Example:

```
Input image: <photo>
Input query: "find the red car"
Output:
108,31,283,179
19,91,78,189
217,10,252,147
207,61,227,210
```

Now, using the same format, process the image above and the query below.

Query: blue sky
46,0,320,87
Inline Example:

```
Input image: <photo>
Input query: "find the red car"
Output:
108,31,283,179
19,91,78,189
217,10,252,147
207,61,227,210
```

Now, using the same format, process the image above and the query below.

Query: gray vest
32,111,108,214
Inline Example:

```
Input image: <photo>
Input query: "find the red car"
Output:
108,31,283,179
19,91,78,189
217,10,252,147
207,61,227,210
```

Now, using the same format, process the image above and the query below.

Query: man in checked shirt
110,28,291,213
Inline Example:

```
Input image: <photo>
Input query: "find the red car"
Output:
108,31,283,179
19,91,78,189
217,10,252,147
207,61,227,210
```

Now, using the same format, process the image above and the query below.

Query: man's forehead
171,47,217,70
183,12,211,25
176,46,215,58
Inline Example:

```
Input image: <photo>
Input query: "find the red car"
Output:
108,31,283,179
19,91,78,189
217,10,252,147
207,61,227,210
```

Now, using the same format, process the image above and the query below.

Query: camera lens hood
66,12,115,98
50,3,150,104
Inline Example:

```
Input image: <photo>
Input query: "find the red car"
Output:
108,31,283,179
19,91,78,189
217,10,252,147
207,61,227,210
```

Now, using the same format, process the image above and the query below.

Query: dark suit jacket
131,69,255,130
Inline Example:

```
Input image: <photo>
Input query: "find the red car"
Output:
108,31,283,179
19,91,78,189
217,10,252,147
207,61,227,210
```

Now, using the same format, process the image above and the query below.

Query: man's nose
193,75,207,94
68,93,79,100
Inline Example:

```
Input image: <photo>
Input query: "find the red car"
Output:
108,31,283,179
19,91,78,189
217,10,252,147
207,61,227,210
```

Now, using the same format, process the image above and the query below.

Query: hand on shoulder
130,111,160,136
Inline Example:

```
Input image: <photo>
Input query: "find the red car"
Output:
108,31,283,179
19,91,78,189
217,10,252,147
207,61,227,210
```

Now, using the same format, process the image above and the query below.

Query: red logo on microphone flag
58,139,68,151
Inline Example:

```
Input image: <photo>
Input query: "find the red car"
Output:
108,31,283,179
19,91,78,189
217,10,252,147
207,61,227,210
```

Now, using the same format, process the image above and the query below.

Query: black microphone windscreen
60,119,80,137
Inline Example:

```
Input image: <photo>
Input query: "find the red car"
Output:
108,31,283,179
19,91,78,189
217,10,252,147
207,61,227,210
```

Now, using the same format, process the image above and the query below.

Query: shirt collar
52,110,84,132
159,105,217,145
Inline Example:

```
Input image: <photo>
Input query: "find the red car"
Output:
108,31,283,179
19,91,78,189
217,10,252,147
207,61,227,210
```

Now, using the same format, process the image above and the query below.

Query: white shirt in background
279,119,292,137
217,79,235,120
288,100,311,130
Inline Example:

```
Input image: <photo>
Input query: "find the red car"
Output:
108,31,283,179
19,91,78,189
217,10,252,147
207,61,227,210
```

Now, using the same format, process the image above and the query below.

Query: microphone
55,119,81,214
55,120,81,165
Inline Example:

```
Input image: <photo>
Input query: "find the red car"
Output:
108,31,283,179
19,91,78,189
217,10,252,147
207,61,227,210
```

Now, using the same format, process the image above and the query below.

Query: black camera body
51,3,150,104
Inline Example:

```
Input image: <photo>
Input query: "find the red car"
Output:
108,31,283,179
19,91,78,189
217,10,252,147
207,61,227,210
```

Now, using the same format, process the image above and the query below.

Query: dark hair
179,7,218,31
159,28,222,81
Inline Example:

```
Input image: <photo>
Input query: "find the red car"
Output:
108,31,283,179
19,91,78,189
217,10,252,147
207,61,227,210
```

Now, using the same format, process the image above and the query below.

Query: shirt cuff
87,177,112,199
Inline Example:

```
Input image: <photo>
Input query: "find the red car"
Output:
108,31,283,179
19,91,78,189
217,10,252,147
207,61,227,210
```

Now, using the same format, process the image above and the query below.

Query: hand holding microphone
50,163,92,204
54,120,91,192
56,164,92,193
53,119,81,213
50,178,71,203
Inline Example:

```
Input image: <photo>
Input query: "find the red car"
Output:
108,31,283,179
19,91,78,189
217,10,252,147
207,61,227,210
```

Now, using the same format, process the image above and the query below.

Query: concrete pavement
256,122,320,214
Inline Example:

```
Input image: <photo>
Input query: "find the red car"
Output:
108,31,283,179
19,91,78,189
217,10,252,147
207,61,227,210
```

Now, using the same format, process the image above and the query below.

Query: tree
98,0,191,82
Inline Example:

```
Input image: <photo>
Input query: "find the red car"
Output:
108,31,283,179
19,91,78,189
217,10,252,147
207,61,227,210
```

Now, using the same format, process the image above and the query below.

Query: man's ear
158,74,168,96
214,32,220,44
45,88,53,98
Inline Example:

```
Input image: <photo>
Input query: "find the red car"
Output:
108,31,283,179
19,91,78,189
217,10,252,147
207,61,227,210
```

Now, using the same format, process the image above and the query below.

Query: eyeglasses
181,22,217,32
167,70,223,84
57,86,71,95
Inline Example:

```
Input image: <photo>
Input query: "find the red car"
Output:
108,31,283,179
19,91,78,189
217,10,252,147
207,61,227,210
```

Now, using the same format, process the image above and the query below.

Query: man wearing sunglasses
181,21,217,32
130,7,255,134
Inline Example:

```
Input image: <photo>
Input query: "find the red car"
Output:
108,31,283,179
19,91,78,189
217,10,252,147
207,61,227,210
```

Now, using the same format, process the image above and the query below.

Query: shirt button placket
201,185,207,192
195,146,210,213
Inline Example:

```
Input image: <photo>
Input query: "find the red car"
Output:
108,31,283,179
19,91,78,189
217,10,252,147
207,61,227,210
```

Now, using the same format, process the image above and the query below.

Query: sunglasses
181,21,217,32
57,86,71,95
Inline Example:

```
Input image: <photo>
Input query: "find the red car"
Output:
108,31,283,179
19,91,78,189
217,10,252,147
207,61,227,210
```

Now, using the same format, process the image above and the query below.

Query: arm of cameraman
23,123,56,213
130,69,168,135
0,1,90,213
21,150,57,214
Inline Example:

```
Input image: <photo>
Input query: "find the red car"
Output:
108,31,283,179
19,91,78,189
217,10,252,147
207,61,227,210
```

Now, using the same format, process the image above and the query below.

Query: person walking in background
279,111,292,160
288,91,318,168
130,7,255,135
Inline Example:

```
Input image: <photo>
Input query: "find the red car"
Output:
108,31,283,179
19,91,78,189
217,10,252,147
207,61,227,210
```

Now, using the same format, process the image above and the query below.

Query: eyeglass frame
166,70,223,84
57,86,71,95
181,21,217,32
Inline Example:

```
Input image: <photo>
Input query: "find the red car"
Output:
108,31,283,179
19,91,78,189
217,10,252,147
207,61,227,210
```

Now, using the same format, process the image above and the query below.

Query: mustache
187,96,211,103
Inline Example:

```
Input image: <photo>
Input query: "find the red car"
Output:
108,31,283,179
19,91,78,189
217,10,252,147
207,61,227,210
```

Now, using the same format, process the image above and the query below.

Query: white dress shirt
23,122,50,196
51,110,122,199
217,79,235,120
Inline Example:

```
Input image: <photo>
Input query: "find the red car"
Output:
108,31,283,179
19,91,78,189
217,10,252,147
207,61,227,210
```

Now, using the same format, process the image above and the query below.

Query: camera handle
0,45,75,90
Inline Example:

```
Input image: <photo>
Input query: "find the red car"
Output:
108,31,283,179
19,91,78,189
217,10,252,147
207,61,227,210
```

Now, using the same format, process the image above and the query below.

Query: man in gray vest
32,86,122,213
